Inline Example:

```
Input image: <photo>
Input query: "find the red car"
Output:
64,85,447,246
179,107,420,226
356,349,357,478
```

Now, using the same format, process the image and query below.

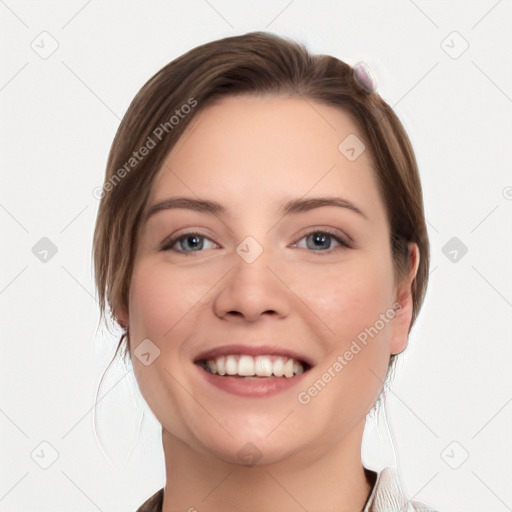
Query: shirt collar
137,466,434,512
363,466,415,512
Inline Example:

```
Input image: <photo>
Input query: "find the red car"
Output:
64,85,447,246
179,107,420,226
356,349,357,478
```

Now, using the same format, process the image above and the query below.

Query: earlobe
390,243,420,355
115,303,129,330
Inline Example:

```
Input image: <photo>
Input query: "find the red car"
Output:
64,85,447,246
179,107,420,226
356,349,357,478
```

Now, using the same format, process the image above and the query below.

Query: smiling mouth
196,354,312,379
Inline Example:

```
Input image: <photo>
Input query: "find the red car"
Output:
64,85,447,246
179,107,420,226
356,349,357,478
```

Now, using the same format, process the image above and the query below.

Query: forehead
166,95,364,167
149,95,383,220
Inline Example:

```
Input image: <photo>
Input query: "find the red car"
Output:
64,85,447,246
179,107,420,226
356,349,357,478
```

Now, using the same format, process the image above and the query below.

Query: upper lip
194,344,315,368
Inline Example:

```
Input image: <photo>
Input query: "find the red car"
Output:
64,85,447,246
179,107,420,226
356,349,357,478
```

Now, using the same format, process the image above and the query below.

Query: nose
213,250,291,323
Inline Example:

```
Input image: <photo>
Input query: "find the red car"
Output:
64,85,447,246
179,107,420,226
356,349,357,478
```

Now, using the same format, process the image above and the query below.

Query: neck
161,420,376,512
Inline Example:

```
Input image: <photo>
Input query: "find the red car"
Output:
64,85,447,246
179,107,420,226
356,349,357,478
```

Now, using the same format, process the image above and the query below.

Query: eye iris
307,232,331,250
182,235,203,251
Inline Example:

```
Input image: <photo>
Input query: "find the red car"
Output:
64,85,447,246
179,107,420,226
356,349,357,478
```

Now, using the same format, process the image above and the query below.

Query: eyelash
160,228,353,254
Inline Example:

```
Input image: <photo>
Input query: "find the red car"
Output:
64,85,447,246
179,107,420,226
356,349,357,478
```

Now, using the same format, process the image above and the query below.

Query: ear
114,302,129,331
389,243,420,356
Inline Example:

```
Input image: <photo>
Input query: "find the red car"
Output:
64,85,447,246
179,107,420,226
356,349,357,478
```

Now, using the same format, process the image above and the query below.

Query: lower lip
195,364,310,398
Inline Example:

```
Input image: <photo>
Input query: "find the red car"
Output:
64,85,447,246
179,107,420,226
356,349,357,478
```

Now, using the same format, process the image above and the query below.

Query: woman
93,31,438,512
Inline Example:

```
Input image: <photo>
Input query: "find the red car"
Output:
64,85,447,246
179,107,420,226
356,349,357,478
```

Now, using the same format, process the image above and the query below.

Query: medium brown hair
93,31,430,375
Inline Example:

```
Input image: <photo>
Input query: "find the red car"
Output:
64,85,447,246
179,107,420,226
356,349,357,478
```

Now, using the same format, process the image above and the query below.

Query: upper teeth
203,355,305,378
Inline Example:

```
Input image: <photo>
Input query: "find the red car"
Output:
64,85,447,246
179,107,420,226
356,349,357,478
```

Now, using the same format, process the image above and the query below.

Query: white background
1,1,511,511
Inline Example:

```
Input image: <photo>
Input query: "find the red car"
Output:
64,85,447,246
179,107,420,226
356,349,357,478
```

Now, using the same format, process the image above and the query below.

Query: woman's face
122,96,416,466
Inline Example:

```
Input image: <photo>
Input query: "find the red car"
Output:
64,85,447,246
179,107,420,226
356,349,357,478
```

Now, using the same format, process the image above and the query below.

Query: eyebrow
144,195,367,223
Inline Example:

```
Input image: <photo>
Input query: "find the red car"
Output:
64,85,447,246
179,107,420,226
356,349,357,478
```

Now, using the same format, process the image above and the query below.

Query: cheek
128,259,206,340
297,254,395,345
295,257,395,422
127,261,204,434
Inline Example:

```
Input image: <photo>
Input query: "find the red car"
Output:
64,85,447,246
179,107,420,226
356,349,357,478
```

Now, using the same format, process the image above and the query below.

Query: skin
117,96,419,512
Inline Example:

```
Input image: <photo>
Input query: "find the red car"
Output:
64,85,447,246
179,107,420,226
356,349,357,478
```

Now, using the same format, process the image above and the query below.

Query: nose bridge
213,235,290,321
